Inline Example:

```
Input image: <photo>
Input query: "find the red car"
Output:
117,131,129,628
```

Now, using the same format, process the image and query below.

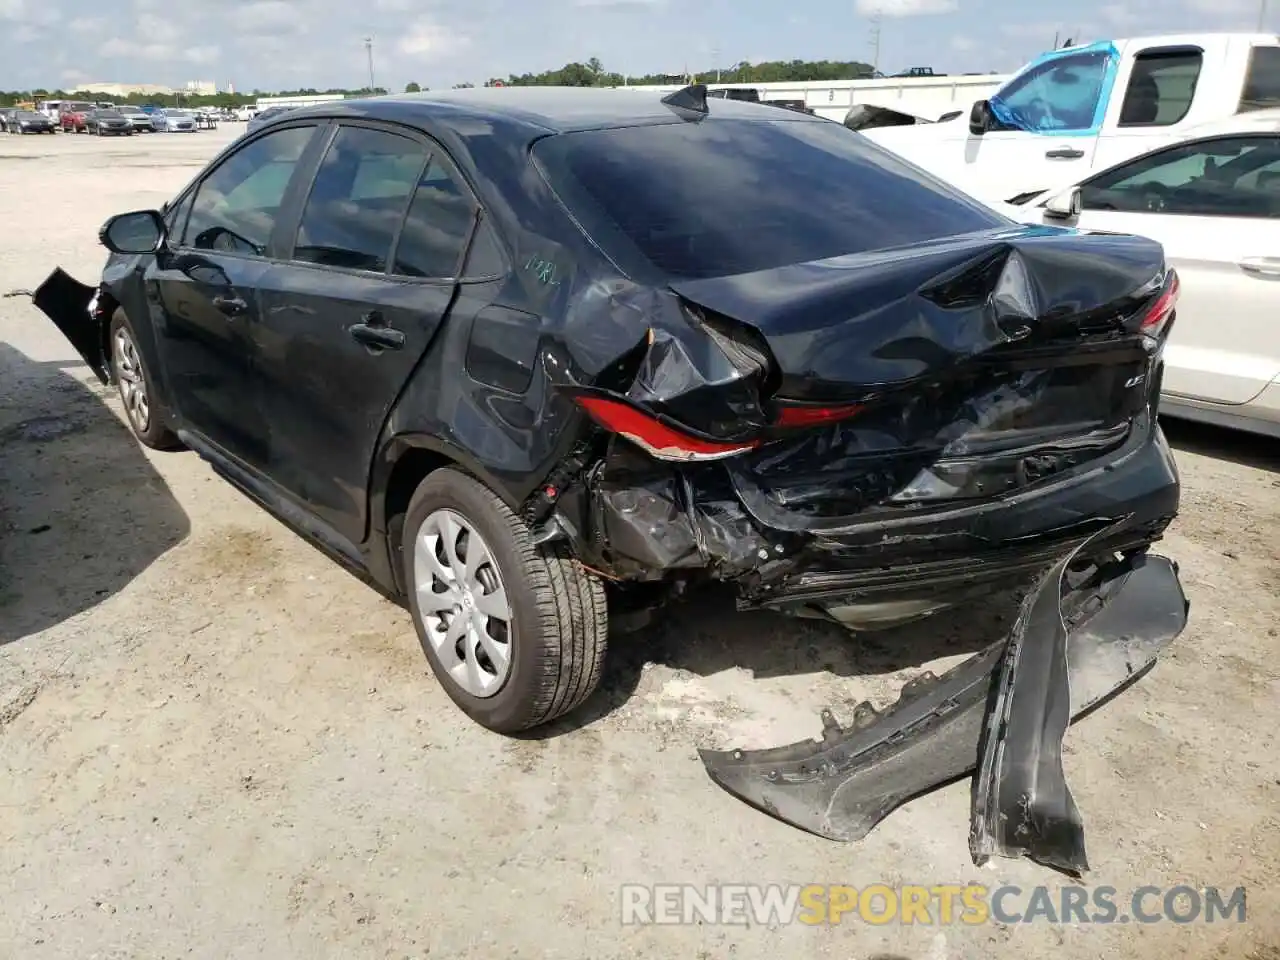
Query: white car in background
151,108,197,132
1003,109,1280,439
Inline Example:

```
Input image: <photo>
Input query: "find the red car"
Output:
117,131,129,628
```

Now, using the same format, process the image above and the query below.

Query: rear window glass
1239,46,1280,112
532,118,1005,280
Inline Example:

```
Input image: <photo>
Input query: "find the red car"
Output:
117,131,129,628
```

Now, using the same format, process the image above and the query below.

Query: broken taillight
571,394,761,461
1139,270,1179,338
772,402,864,428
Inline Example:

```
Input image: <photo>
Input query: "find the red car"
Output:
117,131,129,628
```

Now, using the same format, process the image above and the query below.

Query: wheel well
98,292,123,377
382,448,457,584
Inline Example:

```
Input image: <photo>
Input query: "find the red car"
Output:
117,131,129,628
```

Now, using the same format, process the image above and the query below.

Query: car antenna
661,83,709,118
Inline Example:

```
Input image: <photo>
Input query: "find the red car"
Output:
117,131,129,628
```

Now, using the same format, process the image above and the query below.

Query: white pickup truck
862,33,1280,203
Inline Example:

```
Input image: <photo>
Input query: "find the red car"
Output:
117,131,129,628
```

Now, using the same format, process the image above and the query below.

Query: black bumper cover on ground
699,524,1188,874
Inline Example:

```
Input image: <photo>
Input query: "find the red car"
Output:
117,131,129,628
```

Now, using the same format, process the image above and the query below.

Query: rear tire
108,310,181,450
402,468,608,734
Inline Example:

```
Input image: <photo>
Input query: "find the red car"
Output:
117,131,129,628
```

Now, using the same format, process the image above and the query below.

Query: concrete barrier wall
627,75,1011,122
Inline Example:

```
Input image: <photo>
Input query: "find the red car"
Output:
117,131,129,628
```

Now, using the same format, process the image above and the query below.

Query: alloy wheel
113,327,151,434
413,508,514,698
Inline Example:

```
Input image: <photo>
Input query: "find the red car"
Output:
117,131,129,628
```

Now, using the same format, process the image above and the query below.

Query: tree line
1,56,896,107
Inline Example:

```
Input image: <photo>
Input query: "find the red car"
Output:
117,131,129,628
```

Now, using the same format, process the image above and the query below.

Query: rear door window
389,159,476,278
1239,46,1280,112
533,117,1005,281
1118,49,1203,126
183,125,316,256
291,125,427,272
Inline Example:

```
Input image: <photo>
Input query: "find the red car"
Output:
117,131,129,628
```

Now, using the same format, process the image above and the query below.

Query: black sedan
84,108,133,136
6,109,56,133
31,87,1188,870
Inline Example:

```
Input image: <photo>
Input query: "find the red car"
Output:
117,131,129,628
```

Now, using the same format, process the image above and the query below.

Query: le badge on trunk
700,522,1189,876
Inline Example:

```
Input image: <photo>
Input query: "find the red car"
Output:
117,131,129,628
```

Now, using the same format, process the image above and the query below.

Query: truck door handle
212,295,247,316
1239,256,1280,277
348,319,405,350
1045,148,1085,159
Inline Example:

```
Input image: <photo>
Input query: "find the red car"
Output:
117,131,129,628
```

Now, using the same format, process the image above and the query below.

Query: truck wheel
108,310,181,450
402,468,608,734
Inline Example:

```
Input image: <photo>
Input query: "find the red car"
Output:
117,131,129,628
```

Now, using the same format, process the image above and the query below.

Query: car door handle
348,322,405,350
212,295,247,316
1238,257,1280,277
1045,148,1084,159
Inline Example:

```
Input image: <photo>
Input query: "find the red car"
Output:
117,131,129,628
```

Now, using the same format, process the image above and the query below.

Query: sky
0,0,1273,93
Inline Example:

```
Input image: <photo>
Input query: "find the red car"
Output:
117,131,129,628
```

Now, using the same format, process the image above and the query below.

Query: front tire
109,310,181,450
403,468,608,733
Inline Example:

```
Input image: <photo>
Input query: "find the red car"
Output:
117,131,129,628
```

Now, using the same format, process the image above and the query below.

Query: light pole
1259,0,1268,30
869,5,882,73
364,36,376,93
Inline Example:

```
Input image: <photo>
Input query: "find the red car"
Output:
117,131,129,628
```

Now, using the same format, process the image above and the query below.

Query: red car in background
59,102,95,132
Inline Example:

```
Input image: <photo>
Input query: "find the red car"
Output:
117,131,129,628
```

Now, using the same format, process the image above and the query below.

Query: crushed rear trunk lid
560,228,1176,589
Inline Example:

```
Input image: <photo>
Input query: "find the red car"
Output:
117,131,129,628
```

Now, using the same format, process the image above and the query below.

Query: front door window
990,49,1113,133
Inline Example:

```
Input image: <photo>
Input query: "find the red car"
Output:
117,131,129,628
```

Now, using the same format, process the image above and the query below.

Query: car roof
1185,107,1280,135
279,86,826,136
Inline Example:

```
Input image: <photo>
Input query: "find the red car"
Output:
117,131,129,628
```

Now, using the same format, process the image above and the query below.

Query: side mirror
969,99,993,136
99,210,165,254
1044,186,1083,220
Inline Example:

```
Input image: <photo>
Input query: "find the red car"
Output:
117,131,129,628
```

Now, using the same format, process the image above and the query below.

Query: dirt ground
1,126,1278,960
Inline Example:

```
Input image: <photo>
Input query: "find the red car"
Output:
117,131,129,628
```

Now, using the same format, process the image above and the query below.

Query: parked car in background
863,34,1280,203
244,104,294,134
1003,109,1280,439
36,99,65,124
6,109,56,133
59,102,95,132
84,108,135,136
117,105,158,132
708,87,761,102
151,108,197,132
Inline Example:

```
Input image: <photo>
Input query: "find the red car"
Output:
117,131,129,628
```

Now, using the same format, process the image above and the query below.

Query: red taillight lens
571,395,760,461
1140,270,1179,337
772,403,864,428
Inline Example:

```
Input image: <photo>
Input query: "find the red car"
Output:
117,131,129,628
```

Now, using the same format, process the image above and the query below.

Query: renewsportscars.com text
619,883,1247,926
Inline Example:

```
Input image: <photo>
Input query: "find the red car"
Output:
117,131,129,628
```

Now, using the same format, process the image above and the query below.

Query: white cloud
855,0,957,16
396,23,471,56
1,0,58,26
135,12,183,43
67,15,105,31
186,45,222,65
1183,0,1256,12
238,0,306,33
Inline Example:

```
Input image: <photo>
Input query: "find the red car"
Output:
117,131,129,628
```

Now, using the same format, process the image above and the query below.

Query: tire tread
406,468,607,731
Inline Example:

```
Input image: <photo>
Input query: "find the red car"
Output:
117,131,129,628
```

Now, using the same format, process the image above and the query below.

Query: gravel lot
1,126,1278,960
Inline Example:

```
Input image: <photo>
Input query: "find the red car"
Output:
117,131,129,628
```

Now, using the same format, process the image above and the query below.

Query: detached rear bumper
700,531,1189,874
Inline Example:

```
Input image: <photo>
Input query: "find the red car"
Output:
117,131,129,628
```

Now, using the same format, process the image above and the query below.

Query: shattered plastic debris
700,535,1188,874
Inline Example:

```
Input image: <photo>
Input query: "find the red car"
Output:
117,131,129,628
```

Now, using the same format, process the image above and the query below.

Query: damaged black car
31,86,1188,871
